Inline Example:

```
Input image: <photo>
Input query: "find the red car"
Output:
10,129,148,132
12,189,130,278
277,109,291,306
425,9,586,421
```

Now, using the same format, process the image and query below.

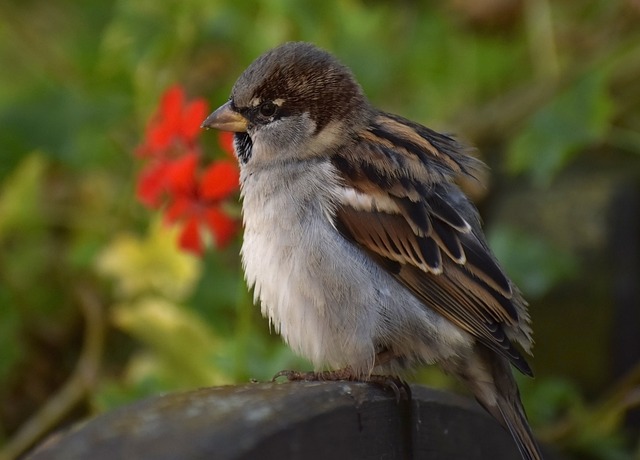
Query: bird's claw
272,370,318,382
272,369,411,402
366,375,412,402
272,368,355,382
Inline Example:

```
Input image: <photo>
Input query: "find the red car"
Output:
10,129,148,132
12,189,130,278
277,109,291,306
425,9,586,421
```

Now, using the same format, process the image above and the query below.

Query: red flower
136,153,200,208
135,85,240,254
164,152,239,254
137,85,208,158
218,131,235,157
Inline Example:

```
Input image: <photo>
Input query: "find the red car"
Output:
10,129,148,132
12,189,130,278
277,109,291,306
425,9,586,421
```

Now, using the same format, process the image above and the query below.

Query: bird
202,41,543,460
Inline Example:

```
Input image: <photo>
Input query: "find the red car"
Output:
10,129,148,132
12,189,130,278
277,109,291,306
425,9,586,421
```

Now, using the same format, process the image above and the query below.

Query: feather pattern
331,112,533,376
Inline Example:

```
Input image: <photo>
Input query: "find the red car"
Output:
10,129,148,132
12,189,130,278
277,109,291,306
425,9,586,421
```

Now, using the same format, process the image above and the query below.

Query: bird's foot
366,374,412,402
272,367,357,382
272,368,411,401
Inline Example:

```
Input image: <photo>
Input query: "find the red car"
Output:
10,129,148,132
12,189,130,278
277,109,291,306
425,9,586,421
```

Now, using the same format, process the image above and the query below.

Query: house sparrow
202,42,543,460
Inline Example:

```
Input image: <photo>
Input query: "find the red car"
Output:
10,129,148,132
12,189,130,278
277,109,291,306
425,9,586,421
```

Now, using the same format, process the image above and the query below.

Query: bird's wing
331,112,533,376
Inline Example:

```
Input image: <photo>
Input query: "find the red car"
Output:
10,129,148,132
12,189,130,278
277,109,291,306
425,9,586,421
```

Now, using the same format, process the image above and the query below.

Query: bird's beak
201,101,248,132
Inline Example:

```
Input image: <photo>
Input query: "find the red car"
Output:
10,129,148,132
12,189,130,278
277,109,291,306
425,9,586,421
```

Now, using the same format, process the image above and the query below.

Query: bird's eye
259,101,278,118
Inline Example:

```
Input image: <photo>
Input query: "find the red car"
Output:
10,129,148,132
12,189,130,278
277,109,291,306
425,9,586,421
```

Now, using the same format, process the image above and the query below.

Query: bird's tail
494,382,544,460
450,346,544,460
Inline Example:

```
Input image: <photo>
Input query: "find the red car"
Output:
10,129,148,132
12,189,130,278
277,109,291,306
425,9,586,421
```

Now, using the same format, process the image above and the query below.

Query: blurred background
0,0,639,458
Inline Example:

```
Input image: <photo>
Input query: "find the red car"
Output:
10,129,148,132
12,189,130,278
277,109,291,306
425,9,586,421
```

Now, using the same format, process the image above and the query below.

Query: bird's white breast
239,159,471,375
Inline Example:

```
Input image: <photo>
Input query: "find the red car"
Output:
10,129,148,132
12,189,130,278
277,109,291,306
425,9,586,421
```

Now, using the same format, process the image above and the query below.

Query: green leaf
507,70,613,185
111,296,232,387
518,375,584,426
488,225,578,298
95,218,201,301
0,153,46,241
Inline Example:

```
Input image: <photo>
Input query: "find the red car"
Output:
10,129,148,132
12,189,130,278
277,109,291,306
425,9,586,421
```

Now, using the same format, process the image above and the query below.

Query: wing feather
331,113,533,375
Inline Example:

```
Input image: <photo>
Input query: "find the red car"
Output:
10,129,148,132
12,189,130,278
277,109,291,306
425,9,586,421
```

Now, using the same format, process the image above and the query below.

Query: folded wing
331,113,533,376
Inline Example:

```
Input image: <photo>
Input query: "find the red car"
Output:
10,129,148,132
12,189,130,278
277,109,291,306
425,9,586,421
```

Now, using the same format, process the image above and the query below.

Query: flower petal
136,161,171,208
204,208,237,248
164,196,191,223
178,217,203,255
218,132,235,157
165,152,199,195
200,161,240,200
147,121,174,153
136,85,209,159
182,99,209,141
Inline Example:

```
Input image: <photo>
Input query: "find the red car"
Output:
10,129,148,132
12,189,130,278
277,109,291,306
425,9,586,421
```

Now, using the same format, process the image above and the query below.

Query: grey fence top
27,382,558,459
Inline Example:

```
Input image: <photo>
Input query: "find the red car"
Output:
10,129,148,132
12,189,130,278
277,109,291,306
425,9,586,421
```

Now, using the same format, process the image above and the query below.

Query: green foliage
488,225,578,299
520,374,640,460
0,154,45,239
1,1,639,459
0,154,47,380
96,219,201,301
0,297,21,382
507,70,614,185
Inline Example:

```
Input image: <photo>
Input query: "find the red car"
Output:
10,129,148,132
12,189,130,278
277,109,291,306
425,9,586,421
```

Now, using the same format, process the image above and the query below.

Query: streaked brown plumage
202,42,543,460
332,111,533,375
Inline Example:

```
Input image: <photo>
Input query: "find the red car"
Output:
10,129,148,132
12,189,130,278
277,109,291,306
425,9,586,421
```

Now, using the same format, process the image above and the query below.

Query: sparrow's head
202,42,370,164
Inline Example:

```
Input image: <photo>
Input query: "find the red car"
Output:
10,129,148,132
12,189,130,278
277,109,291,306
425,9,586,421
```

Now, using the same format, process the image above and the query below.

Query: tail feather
496,392,544,460
448,346,544,460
